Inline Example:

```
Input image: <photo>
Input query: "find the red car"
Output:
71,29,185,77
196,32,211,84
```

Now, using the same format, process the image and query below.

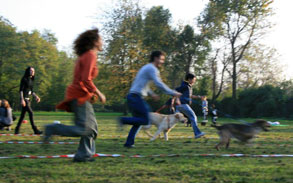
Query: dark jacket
19,67,34,98
175,81,192,105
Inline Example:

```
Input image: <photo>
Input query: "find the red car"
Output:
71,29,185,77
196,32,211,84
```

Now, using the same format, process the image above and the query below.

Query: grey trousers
46,100,98,160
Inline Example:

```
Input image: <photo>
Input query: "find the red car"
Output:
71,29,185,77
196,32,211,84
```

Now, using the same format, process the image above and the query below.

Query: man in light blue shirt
118,51,181,148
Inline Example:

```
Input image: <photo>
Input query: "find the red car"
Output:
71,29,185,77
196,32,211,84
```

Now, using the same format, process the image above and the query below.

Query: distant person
44,28,106,162
175,73,205,138
201,96,208,126
211,104,218,125
118,51,181,148
0,99,15,131
15,67,42,134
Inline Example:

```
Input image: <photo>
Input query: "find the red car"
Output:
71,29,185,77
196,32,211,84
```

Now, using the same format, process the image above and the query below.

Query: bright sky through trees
0,0,292,79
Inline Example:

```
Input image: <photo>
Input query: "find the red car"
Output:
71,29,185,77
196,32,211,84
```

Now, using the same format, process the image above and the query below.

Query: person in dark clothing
211,104,218,125
15,67,42,134
174,73,205,138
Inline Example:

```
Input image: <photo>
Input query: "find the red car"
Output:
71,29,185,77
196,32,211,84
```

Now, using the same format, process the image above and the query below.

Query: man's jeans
121,93,150,146
176,104,202,136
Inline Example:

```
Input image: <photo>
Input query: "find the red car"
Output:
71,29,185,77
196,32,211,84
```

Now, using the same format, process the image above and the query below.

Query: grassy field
1,112,293,183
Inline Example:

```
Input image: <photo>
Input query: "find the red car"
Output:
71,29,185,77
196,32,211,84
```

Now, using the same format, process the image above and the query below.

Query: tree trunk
232,61,237,100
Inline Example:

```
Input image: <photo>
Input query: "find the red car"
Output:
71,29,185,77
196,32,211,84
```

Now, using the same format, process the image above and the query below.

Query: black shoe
34,130,43,135
124,144,135,148
14,128,19,134
73,157,95,162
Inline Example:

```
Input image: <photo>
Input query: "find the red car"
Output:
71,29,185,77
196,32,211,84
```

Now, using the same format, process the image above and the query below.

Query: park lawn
0,112,293,183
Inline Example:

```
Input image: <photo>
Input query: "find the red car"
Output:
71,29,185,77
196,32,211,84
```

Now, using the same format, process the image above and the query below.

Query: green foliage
0,0,288,120
198,0,274,99
217,84,292,118
0,17,74,110
143,6,175,53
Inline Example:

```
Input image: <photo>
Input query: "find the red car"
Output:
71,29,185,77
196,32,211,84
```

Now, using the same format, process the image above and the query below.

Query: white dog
142,112,188,141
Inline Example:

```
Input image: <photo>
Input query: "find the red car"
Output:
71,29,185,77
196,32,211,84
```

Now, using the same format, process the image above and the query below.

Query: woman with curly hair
44,28,106,162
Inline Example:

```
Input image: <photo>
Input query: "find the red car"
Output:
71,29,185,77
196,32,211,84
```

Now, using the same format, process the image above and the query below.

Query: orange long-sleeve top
56,50,98,112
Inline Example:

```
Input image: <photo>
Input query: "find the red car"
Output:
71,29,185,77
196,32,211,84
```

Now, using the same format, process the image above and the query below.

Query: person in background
174,73,205,138
211,104,218,125
43,28,106,162
0,99,14,131
15,67,42,134
201,96,208,126
118,51,182,148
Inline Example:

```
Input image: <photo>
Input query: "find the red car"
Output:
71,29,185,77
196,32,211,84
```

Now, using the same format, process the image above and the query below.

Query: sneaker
34,130,43,135
124,144,135,148
195,132,206,139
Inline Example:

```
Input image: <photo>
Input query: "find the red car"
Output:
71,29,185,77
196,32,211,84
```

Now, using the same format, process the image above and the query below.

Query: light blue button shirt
129,63,176,97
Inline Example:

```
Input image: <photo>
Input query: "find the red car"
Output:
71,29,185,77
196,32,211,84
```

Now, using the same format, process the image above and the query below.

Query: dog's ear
175,113,180,119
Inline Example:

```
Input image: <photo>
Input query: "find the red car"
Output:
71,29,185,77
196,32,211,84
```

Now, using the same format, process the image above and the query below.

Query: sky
0,0,292,79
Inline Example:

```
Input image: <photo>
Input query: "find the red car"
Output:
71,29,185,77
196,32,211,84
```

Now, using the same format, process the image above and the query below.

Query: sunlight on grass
1,113,293,183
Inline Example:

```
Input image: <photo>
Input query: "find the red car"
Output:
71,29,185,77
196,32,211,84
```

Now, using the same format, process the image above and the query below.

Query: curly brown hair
73,28,100,56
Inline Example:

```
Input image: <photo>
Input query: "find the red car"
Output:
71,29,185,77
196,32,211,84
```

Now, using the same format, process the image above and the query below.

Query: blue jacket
175,81,192,105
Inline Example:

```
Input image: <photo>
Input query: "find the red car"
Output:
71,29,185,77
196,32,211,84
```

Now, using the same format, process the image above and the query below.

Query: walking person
15,67,42,134
118,51,181,148
43,28,106,162
175,73,205,138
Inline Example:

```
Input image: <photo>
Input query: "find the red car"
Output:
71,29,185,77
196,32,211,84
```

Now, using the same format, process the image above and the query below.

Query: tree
0,17,22,103
199,0,274,99
0,16,73,110
174,25,210,74
143,6,175,54
101,0,148,105
237,44,283,88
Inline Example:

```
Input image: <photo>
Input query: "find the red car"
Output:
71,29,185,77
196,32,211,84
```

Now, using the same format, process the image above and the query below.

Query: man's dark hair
150,51,165,62
185,73,195,80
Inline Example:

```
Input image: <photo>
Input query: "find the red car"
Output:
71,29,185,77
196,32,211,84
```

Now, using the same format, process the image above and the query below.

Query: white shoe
195,132,206,139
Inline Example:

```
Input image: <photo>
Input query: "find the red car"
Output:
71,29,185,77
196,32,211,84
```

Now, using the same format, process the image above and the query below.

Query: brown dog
212,119,271,150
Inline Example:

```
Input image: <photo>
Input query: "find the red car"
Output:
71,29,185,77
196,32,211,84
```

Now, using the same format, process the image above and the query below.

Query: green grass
1,113,293,183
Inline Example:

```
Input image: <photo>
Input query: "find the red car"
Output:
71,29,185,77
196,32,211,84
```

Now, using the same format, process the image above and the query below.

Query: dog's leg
225,137,231,149
144,130,153,138
150,128,162,141
215,131,229,151
163,130,169,141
